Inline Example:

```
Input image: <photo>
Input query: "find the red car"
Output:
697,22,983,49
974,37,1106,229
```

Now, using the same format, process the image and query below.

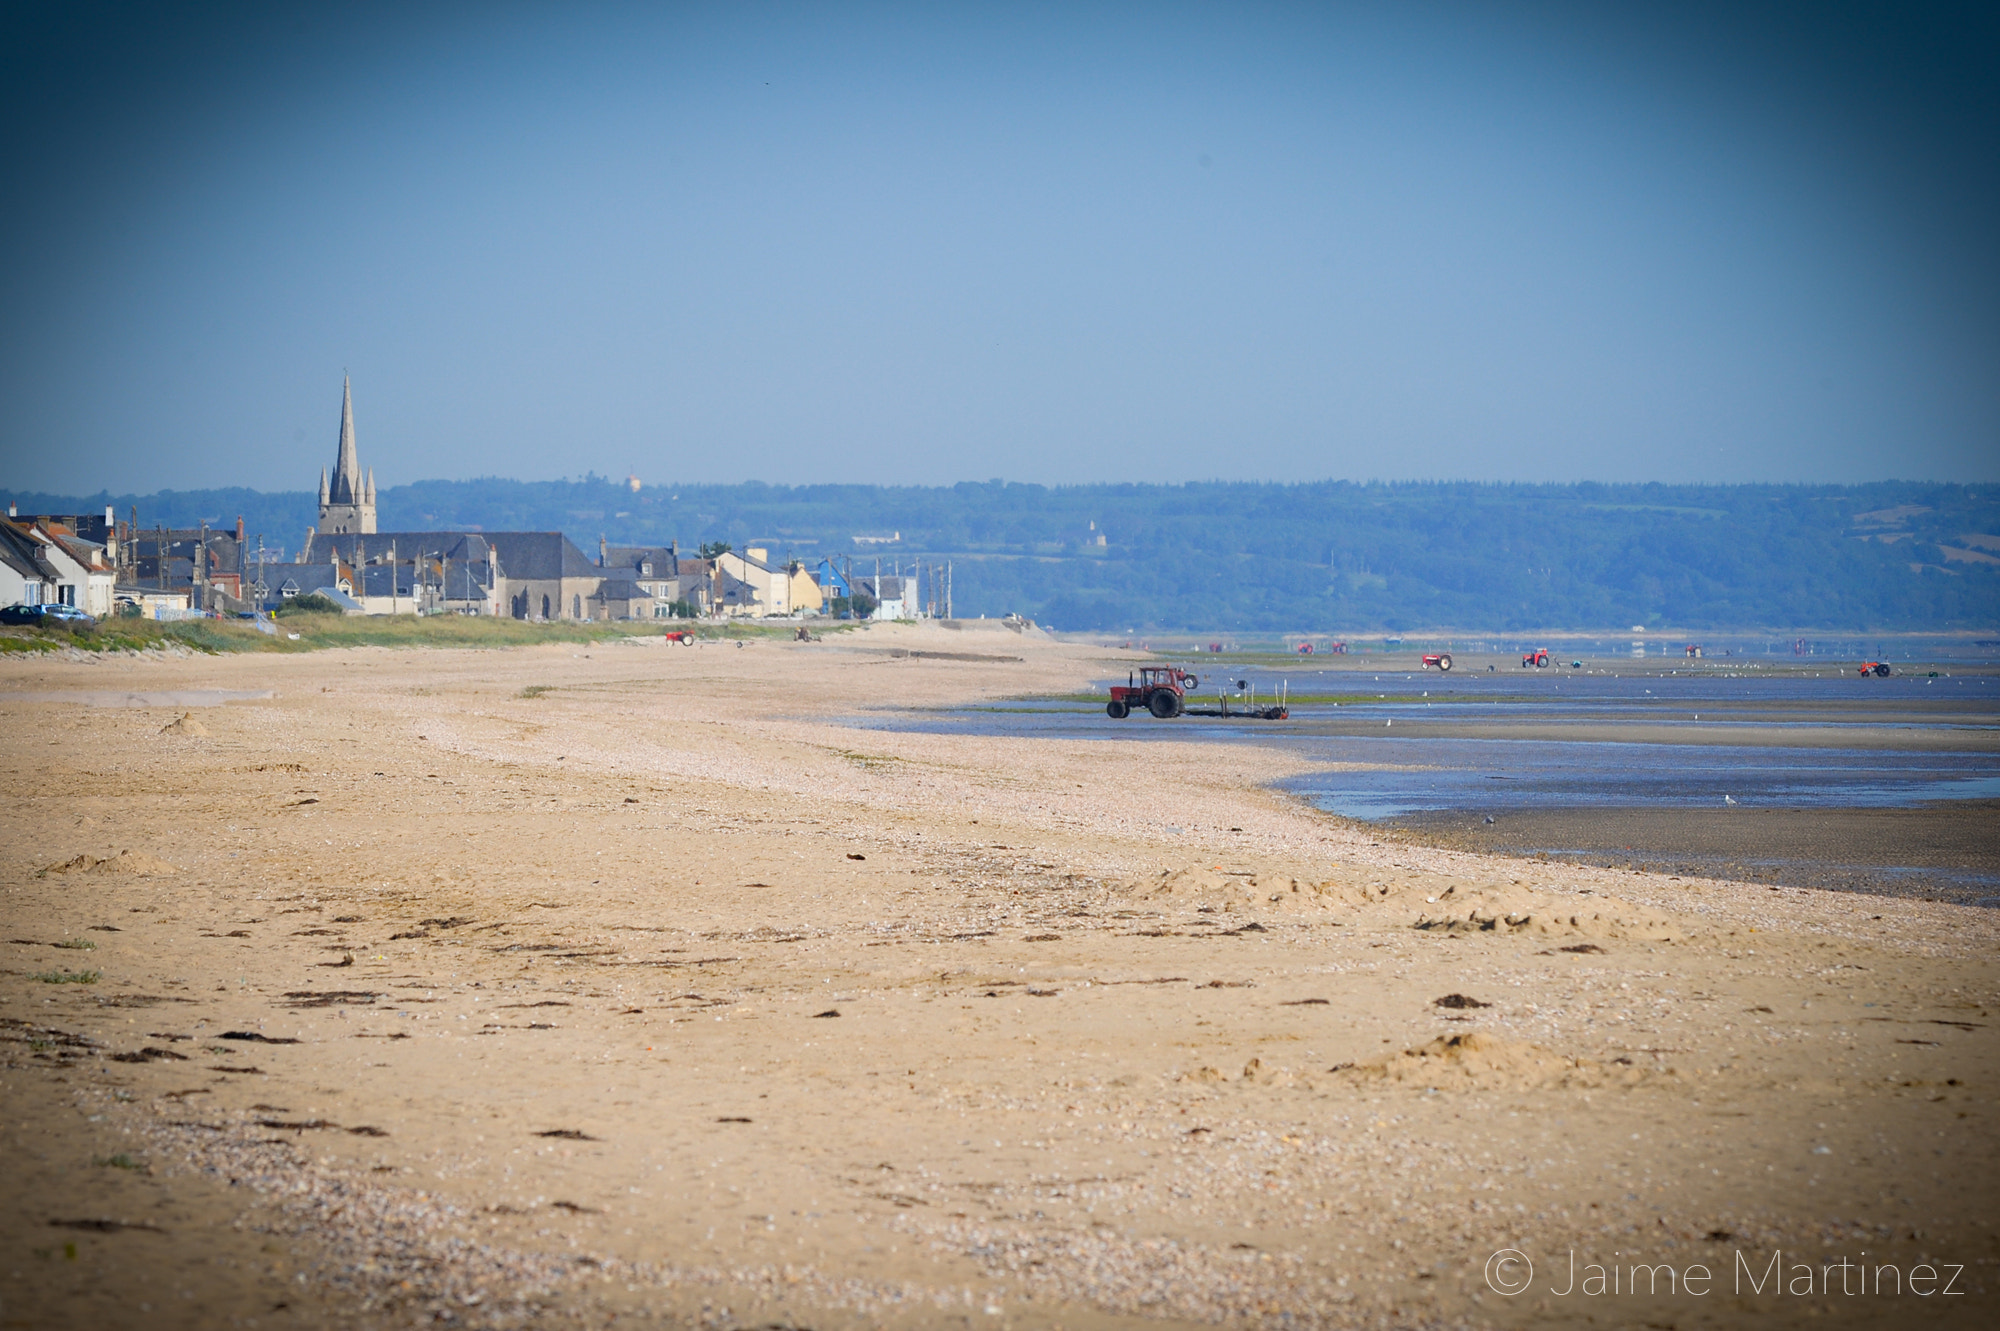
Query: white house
3,520,116,615
850,573,915,620
0,523,58,608
36,524,118,616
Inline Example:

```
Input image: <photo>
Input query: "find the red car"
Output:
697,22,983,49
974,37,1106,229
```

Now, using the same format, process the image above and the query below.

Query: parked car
1,603,95,627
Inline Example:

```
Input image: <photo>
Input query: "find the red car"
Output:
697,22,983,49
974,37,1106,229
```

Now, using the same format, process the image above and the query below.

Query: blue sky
1,1,1994,492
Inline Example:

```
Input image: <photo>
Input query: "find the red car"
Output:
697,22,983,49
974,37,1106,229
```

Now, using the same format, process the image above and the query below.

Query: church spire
317,374,378,534
330,375,362,505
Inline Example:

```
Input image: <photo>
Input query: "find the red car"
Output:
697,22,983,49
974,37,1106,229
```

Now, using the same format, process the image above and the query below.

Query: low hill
6,478,1993,631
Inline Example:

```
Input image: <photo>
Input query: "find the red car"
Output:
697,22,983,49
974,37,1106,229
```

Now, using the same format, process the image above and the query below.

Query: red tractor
1421,652,1453,671
1858,661,1893,677
663,630,695,644
1107,666,1199,719
1522,649,1550,668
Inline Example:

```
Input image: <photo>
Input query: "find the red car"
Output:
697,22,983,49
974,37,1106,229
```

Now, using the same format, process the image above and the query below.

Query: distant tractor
1107,666,1200,719
663,630,695,644
1685,644,1705,659
1522,649,1550,668
1858,661,1893,677
1420,652,1453,671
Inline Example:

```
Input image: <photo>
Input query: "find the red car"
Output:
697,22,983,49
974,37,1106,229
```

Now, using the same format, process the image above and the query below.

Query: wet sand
2,625,1996,1330
1382,803,2000,907
1276,719,2000,751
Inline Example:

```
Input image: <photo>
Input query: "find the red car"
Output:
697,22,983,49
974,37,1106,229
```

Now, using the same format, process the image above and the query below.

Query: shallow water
860,666,2000,819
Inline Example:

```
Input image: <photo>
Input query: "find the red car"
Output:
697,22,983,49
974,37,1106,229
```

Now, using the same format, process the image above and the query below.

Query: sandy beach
3,622,1995,1329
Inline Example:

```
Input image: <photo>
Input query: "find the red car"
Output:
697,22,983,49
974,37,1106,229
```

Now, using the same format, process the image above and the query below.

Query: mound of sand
160,712,209,736
1406,881,1680,941
1175,1057,1303,1087
1123,865,1681,939
1334,1031,1634,1091
39,850,179,878
1121,866,1340,912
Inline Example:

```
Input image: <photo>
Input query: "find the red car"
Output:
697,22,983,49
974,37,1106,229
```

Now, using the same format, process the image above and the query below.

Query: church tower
317,376,377,534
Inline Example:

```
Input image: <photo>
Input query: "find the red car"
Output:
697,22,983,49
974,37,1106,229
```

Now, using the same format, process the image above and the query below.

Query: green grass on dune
0,613,847,655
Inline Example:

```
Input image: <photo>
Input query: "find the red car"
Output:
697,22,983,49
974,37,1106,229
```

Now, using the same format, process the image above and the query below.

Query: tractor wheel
1181,675,1199,691
1436,654,1452,672
1874,663,1892,677
1148,691,1180,719
1106,700,1129,719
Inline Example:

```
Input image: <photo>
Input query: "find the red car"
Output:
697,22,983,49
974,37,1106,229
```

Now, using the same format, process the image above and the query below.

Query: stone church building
296,377,650,620
317,376,377,535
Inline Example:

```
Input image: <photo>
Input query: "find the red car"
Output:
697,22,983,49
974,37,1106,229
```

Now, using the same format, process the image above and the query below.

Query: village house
711,546,824,617
287,531,501,615
850,572,916,620
122,521,249,614
2,510,120,615
0,521,63,609
599,542,711,616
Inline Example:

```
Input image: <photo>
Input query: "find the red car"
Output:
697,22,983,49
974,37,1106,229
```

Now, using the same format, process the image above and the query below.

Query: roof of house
591,578,653,602
440,562,495,600
357,565,421,598
260,564,345,596
850,574,911,599
303,531,494,566
477,532,601,581
132,556,197,587
603,545,681,574
129,531,244,575
46,531,110,570
0,523,53,582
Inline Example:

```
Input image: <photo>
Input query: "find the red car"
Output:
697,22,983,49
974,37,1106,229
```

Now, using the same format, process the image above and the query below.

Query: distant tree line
6,477,1993,631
